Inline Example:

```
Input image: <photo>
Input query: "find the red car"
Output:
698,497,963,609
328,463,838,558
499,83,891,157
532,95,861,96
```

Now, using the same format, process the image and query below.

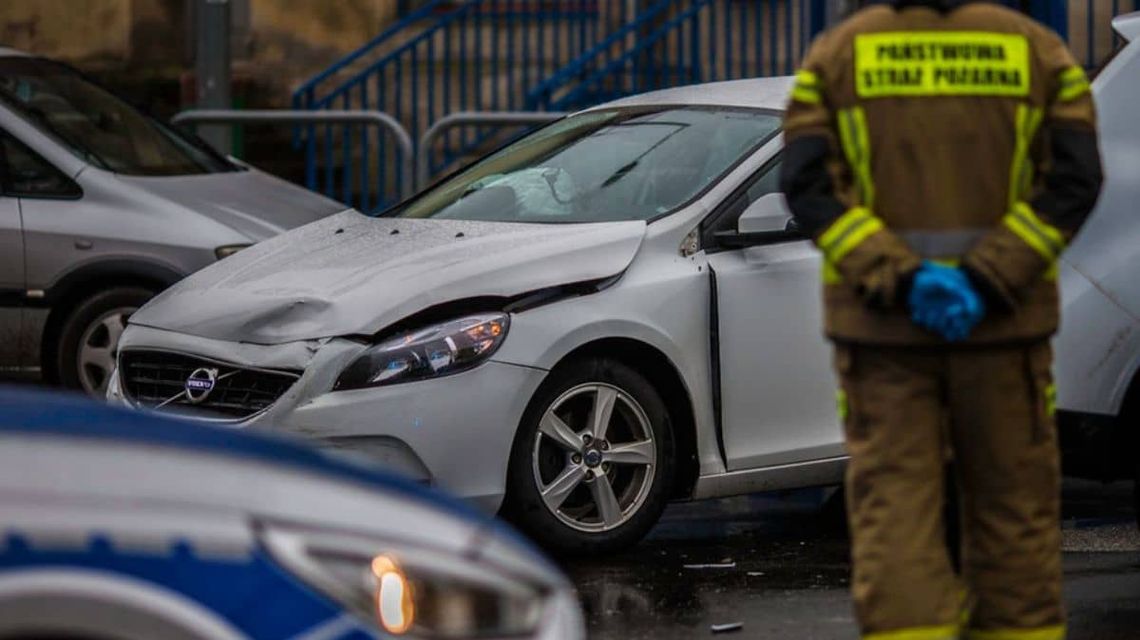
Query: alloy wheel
76,306,135,397
531,383,657,533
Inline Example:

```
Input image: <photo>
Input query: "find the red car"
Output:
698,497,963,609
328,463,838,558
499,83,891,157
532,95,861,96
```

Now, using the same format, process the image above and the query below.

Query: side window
703,156,782,243
0,131,81,199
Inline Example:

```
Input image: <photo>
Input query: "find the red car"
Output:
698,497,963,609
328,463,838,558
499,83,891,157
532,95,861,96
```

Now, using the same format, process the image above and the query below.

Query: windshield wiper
598,124,689,188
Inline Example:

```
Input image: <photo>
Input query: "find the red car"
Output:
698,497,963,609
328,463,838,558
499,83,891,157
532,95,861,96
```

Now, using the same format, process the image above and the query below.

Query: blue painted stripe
0,533,381,639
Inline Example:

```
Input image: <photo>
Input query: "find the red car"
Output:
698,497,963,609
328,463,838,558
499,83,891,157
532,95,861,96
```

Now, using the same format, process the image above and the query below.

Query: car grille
119,350,300,421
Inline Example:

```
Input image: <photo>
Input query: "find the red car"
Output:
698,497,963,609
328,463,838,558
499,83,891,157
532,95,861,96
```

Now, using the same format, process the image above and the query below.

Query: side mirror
714,193,804,248
738,193,793,233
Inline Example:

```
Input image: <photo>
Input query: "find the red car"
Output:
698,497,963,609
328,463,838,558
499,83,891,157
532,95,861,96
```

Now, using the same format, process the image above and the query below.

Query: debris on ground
710,622,744,634
684,562,736,569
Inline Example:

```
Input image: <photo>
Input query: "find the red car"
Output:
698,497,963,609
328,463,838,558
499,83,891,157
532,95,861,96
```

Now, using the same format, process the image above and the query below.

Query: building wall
0,0,400,104
1,0,135,65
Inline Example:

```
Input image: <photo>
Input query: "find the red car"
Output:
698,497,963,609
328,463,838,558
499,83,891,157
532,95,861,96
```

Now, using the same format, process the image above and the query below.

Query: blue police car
0,388,583,639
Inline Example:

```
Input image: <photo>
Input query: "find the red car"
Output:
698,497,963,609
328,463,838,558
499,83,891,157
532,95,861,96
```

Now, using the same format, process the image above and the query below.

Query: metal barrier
530,0,828,112
172,109,415,209
293,1,602,186
416,111,568,189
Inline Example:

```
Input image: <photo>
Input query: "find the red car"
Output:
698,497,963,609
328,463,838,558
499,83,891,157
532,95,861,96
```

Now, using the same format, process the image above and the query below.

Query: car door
703,156,845,471
0,129,82,370
0,132,26,370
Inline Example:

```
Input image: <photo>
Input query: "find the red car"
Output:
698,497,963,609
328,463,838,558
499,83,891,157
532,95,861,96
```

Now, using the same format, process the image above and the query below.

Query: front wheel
56,287,154,398
503,357,675,555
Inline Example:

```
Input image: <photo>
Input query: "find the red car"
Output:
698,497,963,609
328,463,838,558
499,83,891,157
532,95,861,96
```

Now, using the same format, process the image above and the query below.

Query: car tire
1134,455,1139,531
56,287,154,398
503,357,675,556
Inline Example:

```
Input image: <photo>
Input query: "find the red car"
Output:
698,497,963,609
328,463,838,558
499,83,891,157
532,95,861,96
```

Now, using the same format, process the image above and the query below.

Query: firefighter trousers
834,342,1064,640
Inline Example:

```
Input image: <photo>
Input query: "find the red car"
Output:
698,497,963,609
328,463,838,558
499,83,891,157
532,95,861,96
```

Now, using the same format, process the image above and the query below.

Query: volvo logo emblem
584,449,603,468
184,368,219,404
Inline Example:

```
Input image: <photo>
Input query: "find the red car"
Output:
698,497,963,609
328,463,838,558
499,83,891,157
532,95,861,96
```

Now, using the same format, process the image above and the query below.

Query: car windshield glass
398,108,781,222
0,57,237,176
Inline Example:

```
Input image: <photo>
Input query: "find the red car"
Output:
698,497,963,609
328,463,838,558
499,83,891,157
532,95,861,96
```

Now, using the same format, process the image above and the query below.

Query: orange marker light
372,555,414,634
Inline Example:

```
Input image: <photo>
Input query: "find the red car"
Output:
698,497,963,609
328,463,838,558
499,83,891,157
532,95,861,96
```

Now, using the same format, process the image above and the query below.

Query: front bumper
112,325,548,513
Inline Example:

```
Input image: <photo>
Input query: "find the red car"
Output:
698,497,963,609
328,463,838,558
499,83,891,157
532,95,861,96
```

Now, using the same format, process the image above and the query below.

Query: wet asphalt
566,480,1140,639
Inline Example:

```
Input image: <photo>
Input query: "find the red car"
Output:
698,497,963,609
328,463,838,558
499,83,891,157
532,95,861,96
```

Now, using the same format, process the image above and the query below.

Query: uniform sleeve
962,30,1103,310
779,37,921,309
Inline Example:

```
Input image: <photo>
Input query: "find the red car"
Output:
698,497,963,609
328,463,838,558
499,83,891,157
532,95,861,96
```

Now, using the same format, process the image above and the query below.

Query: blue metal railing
291,1,603,211
290,0,1126,208
530,0,827,113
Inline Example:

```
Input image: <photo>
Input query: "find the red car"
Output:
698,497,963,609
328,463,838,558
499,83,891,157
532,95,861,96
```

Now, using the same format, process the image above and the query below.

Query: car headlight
261,525,548,638
215,244,251,260
334,313,509,391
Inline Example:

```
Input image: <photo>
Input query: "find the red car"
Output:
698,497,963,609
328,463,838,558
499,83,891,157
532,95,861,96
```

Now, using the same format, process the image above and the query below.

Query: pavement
568,480,1140,639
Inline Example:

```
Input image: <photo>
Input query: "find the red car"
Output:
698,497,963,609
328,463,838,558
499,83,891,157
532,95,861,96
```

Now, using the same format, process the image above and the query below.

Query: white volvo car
111,14,1140,552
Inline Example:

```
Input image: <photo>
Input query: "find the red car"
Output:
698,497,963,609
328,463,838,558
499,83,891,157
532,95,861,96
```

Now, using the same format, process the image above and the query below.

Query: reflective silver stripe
899,229,988,258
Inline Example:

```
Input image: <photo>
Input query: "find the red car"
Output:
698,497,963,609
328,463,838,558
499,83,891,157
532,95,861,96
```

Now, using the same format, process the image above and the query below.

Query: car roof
1113,11,1140,41
585,76,795,113
0,386,489,525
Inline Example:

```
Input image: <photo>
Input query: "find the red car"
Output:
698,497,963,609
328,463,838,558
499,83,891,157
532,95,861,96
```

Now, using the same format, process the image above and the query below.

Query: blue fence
291,0,1132,210
529,0,827,112
292,0,607,211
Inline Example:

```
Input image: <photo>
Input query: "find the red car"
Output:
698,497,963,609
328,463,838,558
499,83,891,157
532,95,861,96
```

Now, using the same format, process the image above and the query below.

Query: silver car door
704,159,845,471
0,129,82,370
0,136,24,370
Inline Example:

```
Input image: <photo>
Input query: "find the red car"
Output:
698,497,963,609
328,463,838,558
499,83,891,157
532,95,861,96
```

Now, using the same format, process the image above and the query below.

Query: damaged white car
110,17,1140,552
111,83,820,554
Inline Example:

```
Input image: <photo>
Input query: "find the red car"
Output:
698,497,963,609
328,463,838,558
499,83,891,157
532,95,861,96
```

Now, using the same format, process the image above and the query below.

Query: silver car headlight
261,525,548,638
334,313,509,391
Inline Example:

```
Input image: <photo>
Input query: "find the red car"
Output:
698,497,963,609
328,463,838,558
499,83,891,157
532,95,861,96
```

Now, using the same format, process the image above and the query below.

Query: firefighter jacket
779,0,1103,346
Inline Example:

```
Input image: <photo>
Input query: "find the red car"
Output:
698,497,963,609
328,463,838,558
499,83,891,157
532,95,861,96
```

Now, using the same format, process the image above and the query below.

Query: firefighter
778,0,1103,637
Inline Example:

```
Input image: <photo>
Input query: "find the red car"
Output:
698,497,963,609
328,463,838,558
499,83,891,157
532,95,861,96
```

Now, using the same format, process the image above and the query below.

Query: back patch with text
855,31,1030,98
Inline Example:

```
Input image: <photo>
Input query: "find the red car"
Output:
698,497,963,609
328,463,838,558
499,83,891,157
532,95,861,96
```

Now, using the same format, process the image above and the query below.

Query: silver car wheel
77,306,135,397
531,383,657,533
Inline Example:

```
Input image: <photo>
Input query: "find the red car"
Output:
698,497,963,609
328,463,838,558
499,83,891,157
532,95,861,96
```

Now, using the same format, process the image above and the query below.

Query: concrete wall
1,0,136,65
0,0,400,100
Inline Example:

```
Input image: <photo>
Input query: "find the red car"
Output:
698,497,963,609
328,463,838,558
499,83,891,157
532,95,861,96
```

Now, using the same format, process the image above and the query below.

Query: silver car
0,49,346,396
111,12,1140,552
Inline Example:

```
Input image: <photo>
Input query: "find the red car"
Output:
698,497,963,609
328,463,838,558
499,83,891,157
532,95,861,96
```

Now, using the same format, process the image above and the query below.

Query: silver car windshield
399,108,781,223
0,57,237,176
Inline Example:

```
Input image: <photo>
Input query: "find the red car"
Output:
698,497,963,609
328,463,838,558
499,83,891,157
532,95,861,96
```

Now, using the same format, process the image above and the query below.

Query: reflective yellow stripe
1009,104,1044,208
792,69,823,103
1057,79,1090,101
1044,261,1059,281
795,69,820,87
830,217,884,264
792,86,822,103
865,624,960,640
819,207,872,248
1045,383,1057,417
1003,202,1065,261
854,32,1030,98
822,260,844,284
1057,65,1090,102
838,107,875,208
836,390,848,421
966,624,1066,640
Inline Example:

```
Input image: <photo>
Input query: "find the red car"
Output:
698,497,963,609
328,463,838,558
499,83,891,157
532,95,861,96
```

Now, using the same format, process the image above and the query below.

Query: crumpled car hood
130,210,647,344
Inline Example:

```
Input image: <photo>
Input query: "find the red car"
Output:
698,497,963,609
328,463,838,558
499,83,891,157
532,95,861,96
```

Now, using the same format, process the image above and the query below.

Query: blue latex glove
908,262,986,342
